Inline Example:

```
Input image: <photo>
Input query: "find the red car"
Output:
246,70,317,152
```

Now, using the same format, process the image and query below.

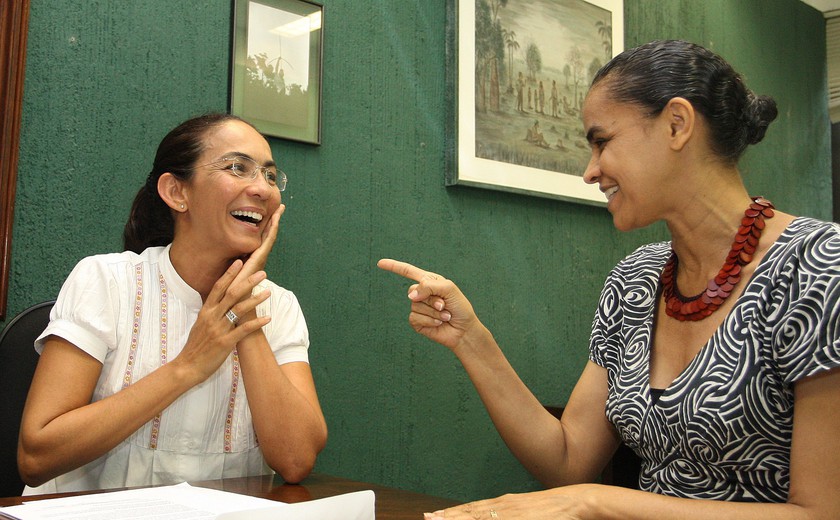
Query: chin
613,222,633,232
610,213,638,233
227,240,259,259
613,212,656,233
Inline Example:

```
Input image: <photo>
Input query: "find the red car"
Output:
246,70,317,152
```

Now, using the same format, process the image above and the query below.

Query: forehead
582,86,613,127
582,85,645,133
201,120,271,158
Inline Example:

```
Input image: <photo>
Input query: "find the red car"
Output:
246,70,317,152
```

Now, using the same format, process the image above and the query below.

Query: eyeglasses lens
226,157,286,191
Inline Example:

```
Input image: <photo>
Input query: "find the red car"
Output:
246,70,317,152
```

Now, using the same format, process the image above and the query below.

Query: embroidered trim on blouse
224,349,240,453
149,273,169,450
122,265,144,389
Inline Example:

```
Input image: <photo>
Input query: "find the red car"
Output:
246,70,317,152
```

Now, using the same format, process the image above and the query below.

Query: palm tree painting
231,0,323,144
472,0,616,178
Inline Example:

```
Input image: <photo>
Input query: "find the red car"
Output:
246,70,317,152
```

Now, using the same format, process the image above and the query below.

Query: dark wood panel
0,0,31,320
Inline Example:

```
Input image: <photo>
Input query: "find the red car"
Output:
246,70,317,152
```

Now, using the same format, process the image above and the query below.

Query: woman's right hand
377,258,483,352
172,259,271,384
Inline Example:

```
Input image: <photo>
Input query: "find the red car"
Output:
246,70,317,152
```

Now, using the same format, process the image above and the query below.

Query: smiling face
177,120,282,259
582,84,676,232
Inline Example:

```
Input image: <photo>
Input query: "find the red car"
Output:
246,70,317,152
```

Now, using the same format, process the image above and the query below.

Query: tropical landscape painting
231,0,322,144
473,0,615,178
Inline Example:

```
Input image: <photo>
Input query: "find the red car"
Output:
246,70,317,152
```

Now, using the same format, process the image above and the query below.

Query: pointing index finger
377,258,434,283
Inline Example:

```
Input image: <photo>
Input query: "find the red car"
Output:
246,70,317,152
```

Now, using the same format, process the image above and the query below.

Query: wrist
236,326,267,350
571,483,614,518
162,357,204,390
579,483,602,516
452,321,494,358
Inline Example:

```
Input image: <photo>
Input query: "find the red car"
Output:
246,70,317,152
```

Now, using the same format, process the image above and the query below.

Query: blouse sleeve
589,263,631,370
258,280,310,365
589,243,668,370
34,255,123,363
770,224,840,384
589,274,617,368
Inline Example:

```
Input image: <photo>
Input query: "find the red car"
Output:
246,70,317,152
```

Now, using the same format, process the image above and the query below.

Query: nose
582,153,600,185
245,170,276,199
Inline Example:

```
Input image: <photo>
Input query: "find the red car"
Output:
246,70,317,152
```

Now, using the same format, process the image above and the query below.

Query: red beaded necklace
661,197,775,322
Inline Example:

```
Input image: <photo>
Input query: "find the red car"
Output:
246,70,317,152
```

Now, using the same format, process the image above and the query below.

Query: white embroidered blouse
25,245,309,494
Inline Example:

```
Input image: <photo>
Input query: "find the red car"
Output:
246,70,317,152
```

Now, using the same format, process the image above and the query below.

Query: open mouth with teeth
230,210,264,226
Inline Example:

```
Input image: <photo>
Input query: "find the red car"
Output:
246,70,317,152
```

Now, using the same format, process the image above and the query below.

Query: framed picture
231,0,323,145
445,0,623,205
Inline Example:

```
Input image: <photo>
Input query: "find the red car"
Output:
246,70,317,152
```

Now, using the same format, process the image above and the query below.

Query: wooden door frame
0,0,31,320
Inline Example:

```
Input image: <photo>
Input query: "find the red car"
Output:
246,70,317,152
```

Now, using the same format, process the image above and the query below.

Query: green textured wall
5,0,830,503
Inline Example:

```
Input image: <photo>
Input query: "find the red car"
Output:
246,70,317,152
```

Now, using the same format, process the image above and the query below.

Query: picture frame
231,0,323,145
445,0,623,205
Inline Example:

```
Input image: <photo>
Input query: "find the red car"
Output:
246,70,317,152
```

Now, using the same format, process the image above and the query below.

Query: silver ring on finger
225,309,239,326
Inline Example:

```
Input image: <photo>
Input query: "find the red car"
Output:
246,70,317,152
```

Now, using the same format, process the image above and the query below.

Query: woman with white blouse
18,113,327,494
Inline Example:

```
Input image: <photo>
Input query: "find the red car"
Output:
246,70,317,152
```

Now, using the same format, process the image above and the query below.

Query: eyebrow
585,126,603,144
223,151,277,169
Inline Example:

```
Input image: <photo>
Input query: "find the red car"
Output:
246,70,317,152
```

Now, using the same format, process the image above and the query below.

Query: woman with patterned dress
379,40,840,519
18,114,327,494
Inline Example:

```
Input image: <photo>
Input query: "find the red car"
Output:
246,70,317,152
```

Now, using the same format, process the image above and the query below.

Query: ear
663,97,695,152
157,173,189,213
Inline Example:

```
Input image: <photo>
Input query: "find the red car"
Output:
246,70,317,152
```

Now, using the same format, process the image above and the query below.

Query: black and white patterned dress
589,217,840,501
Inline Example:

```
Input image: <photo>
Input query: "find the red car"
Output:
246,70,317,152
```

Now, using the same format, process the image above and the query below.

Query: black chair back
0,300,54,496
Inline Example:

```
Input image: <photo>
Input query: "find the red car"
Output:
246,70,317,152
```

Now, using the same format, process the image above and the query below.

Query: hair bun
744,94,778,145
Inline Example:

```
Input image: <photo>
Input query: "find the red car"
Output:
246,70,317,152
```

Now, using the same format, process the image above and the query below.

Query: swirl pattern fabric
589,218,840,501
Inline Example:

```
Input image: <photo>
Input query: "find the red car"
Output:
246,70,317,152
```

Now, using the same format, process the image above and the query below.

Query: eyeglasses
202,155,287,191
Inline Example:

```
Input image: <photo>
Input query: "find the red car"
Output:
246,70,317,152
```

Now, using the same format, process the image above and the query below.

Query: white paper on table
0,483,273,519
0,482,374,520
215,490,375,520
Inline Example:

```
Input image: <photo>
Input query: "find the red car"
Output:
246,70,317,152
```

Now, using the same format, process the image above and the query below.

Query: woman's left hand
226,204,284,325
241,203,284,274
424,485,595,520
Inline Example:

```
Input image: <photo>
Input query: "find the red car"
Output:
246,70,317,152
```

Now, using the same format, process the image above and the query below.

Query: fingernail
434,319,442,326
434,301,444,311
408,289,419,300
440,311,451,321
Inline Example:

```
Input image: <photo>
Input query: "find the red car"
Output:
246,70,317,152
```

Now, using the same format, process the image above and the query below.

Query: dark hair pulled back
590,40,778,164
123,113,253,254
